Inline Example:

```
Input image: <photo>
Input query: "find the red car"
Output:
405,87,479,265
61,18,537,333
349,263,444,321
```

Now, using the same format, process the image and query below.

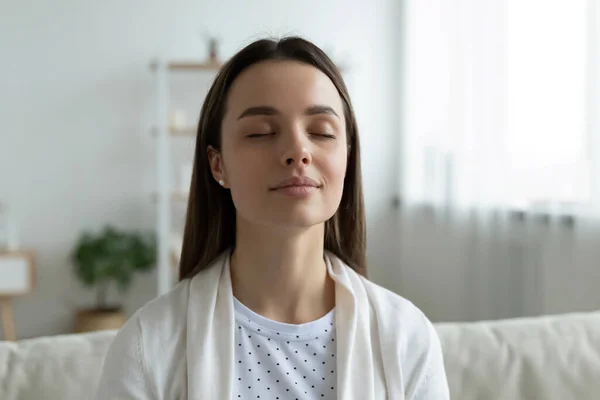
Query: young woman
96,36,449,400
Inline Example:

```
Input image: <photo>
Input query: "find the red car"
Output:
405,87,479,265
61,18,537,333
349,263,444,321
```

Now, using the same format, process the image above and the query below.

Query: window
401,0,597,211
506,0,591,207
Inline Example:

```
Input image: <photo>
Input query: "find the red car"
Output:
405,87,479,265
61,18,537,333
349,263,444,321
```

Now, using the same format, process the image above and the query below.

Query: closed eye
246,133,275,138
311,133,336,139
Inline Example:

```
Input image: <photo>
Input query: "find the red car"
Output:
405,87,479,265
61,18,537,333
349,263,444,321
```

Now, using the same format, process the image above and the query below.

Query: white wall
0,0,402,338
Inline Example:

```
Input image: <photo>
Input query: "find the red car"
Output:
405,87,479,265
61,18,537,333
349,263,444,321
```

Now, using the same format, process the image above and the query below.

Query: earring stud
218,179,225,186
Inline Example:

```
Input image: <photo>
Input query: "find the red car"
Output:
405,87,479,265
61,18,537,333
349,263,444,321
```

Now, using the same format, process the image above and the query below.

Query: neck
230,218,335,324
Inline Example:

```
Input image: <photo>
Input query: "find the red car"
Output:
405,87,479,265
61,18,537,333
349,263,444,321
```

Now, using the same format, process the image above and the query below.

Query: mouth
270,176,321,190
271,185,319,197
269,176,321,197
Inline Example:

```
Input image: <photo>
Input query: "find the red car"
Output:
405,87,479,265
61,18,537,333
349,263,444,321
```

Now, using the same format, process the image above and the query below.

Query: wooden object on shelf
169,126,197,136
0,299,15,341
0,251,36,341
149,60,223,72
170,192,189,202
151,126,197,137
168,60,223,71
73,308,127,333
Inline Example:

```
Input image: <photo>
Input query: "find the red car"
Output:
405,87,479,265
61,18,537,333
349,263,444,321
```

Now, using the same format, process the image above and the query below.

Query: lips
270,176,320,190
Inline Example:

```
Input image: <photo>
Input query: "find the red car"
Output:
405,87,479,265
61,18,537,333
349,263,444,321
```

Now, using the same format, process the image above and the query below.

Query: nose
280,129,312,167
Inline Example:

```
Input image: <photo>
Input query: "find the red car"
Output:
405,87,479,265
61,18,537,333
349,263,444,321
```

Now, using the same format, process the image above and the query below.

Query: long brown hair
179,36,367,280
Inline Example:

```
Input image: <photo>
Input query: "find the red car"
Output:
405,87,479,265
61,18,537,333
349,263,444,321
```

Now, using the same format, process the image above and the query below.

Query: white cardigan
96,250,449,399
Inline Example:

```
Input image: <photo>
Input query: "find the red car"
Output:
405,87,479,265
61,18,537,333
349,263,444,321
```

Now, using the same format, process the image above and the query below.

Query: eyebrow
237,105,340,120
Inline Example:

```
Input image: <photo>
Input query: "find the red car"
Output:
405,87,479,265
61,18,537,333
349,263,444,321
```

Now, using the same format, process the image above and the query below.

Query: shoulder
133,278,191,335
360,275,439,355
132,260,223,333
98,257,227,399
106,275,195,363
356,271,435,337
357,274,449,398
96,280,193,399
118,254,226,346
104,278,192,364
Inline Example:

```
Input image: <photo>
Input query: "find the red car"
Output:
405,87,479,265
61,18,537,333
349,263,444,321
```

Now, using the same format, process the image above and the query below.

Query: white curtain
397,0,600,322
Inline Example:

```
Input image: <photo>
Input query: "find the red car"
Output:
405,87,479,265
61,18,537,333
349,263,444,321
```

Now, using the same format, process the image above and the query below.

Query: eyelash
246,133,335,139
315,133,336,139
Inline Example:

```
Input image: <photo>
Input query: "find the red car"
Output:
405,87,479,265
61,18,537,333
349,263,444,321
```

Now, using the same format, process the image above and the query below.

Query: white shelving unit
150,59,221,296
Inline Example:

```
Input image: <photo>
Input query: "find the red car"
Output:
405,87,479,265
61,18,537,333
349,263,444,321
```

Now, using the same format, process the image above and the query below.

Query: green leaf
70,225,157,307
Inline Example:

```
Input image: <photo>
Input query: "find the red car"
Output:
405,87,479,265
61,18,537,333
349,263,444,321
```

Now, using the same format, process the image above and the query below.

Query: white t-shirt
234,297,337,400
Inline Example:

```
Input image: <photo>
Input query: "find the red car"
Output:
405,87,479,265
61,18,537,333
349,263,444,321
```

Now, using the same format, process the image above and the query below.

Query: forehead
224,60,344,116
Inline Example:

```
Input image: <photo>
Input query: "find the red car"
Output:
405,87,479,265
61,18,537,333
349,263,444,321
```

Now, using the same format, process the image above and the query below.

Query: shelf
170,60,223,71
171,191,189,202
151,56,220,296
150,59,223,72
171,126,196,136
152,191,189,202
151,126,197,137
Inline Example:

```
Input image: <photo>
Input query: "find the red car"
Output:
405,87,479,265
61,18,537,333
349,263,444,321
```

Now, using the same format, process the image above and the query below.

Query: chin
260,207,334,230
271,214,327,229
236,201,338,230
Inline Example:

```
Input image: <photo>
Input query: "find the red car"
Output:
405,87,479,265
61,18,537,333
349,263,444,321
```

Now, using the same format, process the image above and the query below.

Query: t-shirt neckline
234,296,336,341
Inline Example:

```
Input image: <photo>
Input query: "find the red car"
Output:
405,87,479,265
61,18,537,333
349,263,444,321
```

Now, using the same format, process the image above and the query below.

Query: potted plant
71,225,157,332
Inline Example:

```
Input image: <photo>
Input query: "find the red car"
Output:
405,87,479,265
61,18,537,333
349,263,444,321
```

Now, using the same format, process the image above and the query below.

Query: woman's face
209,60,348,229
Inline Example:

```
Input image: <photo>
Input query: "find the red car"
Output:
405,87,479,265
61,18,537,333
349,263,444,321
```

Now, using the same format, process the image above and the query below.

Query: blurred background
0,0,598,340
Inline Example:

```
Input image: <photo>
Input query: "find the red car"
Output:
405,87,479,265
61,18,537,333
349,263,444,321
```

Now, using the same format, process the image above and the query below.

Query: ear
207,145,228,188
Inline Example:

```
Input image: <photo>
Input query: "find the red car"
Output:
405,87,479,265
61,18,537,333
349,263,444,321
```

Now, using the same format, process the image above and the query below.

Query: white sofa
1,311,599,399
435,311,600,399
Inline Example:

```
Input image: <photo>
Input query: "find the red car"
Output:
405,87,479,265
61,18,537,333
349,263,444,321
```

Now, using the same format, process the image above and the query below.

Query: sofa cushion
2,311,600,400
435,311,600,400
0,330,116,400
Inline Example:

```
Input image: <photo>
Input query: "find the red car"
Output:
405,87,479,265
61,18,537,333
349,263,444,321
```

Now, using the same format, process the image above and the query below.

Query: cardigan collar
185,249,389,399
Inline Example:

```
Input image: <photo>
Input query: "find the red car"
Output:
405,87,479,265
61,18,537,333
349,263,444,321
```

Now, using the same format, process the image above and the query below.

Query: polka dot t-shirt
234,297,337,400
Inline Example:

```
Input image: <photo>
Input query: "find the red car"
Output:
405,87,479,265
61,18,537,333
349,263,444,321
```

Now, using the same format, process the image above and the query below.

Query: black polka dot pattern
233,298,337,400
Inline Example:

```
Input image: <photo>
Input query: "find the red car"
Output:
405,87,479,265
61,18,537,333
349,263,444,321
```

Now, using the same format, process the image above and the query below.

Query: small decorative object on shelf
208,36,219,63
70,226,157,333
169,109,187,130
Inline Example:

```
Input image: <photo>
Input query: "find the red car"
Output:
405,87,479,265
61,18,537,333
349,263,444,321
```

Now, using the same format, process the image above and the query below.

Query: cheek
224,147,270,200
322,147,348,195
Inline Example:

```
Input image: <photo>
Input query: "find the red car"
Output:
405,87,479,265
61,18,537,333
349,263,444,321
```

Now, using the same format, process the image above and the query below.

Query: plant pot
73,307,127,333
